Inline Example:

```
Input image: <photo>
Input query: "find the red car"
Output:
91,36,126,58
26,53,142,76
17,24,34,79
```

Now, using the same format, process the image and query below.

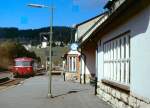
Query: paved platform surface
0,75,112,108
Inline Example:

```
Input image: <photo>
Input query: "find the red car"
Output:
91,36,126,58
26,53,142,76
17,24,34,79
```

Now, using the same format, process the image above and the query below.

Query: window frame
68,55,77,73
102,31,131,88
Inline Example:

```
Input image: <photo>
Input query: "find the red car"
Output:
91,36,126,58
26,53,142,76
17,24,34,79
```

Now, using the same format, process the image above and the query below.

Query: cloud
72,0,108,10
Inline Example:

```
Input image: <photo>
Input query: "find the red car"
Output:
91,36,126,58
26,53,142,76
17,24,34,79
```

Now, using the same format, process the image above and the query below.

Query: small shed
63,50,81,81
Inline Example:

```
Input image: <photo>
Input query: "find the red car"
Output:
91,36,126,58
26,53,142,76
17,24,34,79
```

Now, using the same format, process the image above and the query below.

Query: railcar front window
16,61,31,66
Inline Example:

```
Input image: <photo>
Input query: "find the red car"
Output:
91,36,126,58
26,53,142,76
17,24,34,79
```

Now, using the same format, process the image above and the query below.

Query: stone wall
65,72,78,81
97,81,150,108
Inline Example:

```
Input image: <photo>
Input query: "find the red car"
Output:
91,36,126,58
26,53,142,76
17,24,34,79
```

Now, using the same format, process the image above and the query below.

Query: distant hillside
31,46,68,66
0,26,75,45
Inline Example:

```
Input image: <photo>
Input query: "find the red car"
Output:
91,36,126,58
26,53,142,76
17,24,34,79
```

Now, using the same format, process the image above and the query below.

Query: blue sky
0,0,108,29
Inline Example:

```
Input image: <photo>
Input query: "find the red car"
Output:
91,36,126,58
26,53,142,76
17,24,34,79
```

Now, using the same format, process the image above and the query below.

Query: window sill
101,79,130,92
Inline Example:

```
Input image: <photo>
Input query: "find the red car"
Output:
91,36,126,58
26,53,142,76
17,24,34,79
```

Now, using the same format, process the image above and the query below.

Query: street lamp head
27,4,48,8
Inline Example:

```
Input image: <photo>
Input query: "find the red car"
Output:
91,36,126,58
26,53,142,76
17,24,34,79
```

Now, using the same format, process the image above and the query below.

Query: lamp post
28,3,53,98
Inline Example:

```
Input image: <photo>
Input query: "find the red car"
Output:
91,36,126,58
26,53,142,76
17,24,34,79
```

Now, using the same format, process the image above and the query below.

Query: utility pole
28,1,54,98
48,4,53,98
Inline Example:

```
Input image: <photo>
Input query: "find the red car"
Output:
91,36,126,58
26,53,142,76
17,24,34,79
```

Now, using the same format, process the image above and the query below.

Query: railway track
0,72,25,91
0,78,25,91
0,78,24,86
0,70,45,91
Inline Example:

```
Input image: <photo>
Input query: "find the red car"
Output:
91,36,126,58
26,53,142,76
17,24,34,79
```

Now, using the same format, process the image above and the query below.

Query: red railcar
13,57,34,77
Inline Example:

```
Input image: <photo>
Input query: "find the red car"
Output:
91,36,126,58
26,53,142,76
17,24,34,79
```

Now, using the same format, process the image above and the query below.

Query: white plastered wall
97,6,150,99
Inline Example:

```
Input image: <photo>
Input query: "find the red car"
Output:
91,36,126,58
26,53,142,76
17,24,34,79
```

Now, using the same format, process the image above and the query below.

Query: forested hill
0,26,75,44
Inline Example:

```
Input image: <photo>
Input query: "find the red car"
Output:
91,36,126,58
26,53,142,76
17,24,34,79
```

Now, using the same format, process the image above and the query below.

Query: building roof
104,0,118,9
62,50,80,59
80,0,150,46
15,57,33,61
67,50,81,55
76,12,108,44
75,12,107,28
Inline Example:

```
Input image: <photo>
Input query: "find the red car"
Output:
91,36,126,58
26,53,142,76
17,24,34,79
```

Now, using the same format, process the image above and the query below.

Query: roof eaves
77,12,108,43
104,0,118,9
75,12,107,28
79,0,131,47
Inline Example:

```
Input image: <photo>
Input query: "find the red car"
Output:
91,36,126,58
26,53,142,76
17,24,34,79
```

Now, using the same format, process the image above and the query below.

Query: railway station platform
0,75,112,108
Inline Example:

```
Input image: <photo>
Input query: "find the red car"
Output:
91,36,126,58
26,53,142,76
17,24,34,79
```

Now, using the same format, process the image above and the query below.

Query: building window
103,33,130,85
68,56,77,72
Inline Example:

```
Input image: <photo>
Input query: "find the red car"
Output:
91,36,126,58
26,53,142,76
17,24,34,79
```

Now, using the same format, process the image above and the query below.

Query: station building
75,0,150,107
